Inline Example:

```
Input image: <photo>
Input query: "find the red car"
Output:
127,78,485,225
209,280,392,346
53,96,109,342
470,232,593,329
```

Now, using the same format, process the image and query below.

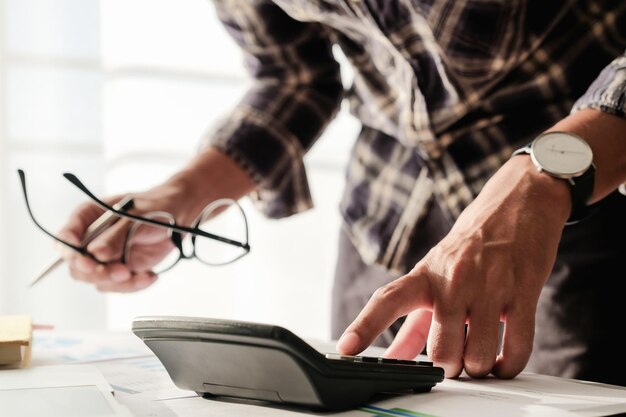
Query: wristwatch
512,131,595,225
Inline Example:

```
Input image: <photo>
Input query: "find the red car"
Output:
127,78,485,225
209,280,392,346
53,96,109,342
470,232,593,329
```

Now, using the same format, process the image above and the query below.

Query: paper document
28,331,626,417
31,331,152,365
0,364,135,417
343,374,626,417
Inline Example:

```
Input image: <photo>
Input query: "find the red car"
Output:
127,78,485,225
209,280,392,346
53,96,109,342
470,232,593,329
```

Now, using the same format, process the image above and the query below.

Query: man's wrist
504,155,572,224
512,131,597,225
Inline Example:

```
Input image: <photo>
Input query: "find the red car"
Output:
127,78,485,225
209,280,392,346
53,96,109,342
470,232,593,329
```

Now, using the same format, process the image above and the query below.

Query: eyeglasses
18,169,251,275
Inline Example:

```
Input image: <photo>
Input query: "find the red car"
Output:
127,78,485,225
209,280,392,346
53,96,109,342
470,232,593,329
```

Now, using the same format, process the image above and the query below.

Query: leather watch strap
566,164,595,225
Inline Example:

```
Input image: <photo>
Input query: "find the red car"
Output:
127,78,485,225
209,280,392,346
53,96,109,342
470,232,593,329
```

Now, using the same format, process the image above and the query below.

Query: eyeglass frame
17,169,251,271
121,199,251,273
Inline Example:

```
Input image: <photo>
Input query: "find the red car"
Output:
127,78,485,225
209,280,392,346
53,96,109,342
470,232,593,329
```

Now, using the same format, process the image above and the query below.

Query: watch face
531,132,593,177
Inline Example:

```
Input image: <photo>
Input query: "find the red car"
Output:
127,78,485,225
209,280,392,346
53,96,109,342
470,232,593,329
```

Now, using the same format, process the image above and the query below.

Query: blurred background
0,0,359,341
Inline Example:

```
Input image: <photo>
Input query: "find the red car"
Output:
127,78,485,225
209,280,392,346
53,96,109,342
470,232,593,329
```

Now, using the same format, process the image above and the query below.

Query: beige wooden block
0,315,32,368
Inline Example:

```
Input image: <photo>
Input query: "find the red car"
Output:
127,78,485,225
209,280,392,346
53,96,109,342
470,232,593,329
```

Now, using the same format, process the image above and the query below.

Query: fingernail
337,331,360,354
134,274,157,289
111,269,131,283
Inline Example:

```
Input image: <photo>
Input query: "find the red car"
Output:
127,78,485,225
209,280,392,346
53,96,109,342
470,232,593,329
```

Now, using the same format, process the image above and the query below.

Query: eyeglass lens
192,199,249,266
124,199,249,274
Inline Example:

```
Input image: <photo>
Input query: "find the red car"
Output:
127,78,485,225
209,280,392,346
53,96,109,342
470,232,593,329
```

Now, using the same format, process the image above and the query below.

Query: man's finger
427,304,467,378
337,273,432,355
86,218,132,263
383,309,432,360
463,303,502,378
94,272,158,293
59,202,106,242
69,263,106,283
58,196,125,268
493,303,535,379
68,260,130,283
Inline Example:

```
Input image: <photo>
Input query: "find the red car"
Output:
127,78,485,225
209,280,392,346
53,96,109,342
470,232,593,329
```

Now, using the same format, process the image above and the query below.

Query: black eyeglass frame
122,198,251,274
17,169,251,268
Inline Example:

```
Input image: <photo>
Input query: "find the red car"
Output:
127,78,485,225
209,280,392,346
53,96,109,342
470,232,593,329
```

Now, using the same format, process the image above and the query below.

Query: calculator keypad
325,353,433,367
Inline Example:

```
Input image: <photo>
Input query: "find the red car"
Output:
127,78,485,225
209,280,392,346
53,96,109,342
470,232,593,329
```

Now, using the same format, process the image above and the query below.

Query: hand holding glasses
18,169,251,287
28,195,135,286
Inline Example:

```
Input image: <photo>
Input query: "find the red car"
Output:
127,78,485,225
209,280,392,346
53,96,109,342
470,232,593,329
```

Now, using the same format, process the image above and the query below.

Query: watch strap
511,145,531,157
566,163,595,225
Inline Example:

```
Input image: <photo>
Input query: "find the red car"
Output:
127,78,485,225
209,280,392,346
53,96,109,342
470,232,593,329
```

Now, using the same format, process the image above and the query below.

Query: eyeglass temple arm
63,173,250,250
17,169,90,255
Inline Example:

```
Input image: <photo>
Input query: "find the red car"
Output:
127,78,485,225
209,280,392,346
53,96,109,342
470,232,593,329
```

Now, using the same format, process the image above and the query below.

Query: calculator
132,316,444,411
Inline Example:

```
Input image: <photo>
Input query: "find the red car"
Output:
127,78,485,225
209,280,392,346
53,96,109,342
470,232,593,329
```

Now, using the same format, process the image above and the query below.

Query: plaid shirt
205,0,626,272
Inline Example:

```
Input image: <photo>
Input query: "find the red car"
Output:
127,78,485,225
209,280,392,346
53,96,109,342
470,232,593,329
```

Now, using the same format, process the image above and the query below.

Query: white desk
22,330,626,417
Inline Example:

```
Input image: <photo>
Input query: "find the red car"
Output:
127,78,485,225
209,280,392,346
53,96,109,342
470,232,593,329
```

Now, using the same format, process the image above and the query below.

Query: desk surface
20,330,626,417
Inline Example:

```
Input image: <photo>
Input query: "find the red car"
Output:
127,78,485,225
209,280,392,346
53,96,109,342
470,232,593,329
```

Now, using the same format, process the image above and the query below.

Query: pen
28,195,135,287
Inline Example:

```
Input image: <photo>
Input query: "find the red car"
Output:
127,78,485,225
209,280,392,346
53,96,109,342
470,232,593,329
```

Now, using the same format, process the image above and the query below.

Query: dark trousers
331,191,626,386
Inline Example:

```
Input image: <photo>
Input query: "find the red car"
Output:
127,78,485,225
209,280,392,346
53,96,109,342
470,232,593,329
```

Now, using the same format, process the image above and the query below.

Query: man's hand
57,148,255,292
57,189,182,292
337,155,571,379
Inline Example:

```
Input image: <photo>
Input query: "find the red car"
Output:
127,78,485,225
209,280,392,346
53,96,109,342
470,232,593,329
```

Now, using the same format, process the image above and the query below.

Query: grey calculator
132,316,444,411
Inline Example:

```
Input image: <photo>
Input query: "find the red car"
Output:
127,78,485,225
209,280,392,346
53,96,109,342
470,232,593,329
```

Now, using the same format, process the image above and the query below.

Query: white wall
0,0,108,328
101,0,359,342
0,0,6,314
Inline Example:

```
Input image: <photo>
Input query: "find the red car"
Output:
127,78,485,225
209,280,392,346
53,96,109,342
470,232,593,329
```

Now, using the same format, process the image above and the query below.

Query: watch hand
547,148,587,154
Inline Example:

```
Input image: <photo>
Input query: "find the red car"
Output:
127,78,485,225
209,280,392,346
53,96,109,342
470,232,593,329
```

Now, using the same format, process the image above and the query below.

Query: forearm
473,109,626,231
161,147,256,225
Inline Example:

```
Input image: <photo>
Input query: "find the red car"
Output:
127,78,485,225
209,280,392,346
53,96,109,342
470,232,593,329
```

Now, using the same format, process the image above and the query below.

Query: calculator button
325,354,422,366
381,358,420,365
325,354,359,362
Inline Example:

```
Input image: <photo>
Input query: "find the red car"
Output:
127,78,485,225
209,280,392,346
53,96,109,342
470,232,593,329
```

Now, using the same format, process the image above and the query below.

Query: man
60,1,626,386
